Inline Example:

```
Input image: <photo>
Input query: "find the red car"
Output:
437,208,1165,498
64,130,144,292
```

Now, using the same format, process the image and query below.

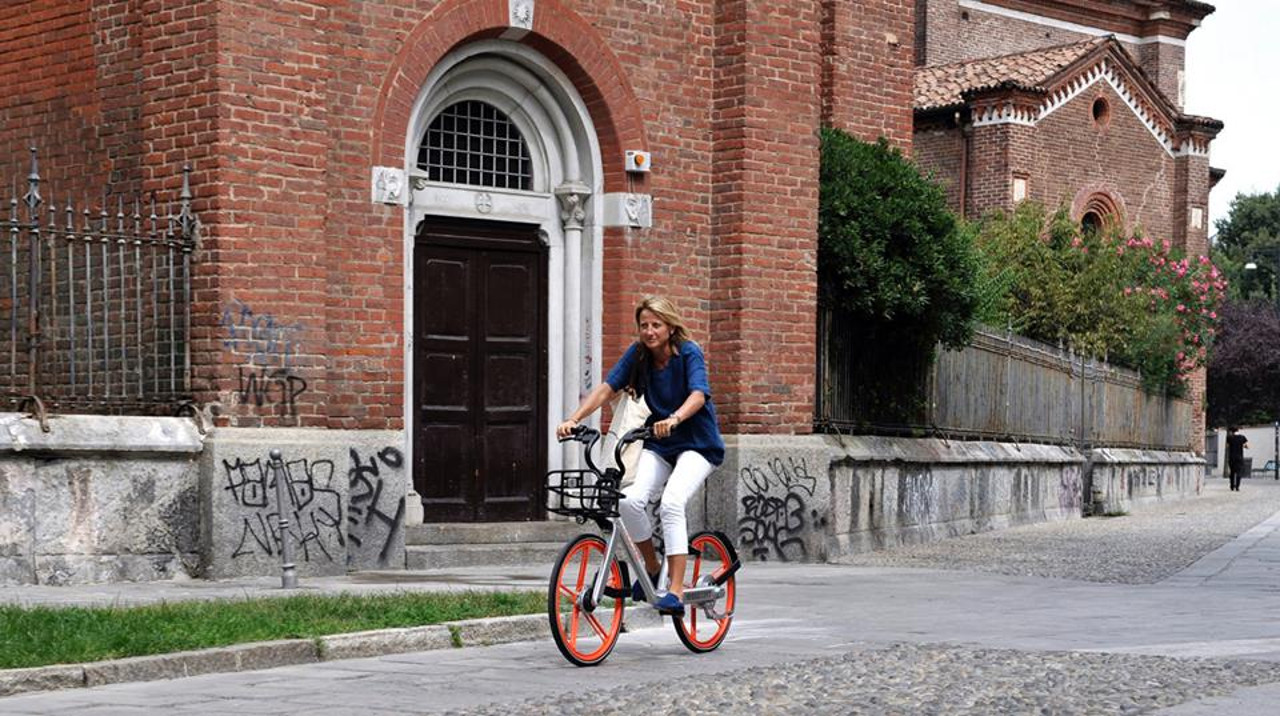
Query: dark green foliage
1213,186,1280,303
818,130,981,350
817,129,981,424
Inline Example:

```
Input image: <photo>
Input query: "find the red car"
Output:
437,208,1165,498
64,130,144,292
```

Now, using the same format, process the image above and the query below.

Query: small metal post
270,448,298,589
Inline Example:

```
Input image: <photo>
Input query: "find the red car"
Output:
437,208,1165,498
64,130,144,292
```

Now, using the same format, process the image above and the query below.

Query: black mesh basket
545,470,622,520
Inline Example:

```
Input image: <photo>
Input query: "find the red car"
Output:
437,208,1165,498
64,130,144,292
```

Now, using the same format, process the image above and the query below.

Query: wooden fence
817,313,1192,450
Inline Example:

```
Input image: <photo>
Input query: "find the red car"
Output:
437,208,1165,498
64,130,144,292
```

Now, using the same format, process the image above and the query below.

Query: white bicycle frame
569,428,729,618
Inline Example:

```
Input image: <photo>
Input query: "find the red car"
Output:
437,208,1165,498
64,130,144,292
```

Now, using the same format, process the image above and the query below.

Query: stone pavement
2,478,1280,714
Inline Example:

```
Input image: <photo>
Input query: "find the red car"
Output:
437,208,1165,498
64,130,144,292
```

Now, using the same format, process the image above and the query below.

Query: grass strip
0,590,544,670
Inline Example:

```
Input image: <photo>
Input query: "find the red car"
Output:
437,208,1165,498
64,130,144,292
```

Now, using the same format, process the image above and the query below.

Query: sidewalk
3,477,1280,706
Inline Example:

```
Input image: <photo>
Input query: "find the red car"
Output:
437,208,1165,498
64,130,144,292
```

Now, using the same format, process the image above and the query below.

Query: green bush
818,130,981,349
972,203,1226,394
818,129,982,422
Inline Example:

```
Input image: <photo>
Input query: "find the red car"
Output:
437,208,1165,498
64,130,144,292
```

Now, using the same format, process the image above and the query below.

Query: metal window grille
417,100,533,190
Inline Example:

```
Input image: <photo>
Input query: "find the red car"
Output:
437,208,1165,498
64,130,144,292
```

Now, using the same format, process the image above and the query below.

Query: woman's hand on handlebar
556,419,580,440
652,415,679,439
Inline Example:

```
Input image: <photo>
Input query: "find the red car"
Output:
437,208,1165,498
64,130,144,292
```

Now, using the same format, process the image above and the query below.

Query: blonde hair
634,295,690,346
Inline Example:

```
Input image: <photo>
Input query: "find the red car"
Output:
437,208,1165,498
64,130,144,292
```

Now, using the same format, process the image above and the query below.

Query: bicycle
544,424,741,666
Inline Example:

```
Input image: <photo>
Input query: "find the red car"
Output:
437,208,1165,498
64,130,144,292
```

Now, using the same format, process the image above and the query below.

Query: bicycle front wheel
547,533,625,666
673,530,737,653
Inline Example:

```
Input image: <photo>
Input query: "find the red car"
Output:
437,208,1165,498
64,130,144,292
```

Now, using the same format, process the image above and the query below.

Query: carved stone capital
554,183,591,231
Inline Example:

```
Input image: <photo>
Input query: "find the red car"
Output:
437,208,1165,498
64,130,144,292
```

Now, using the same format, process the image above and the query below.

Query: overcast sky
1184,0,1279,234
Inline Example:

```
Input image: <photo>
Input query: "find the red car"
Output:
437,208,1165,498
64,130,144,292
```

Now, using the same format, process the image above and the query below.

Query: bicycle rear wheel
548,533,625,666
673,530,737,653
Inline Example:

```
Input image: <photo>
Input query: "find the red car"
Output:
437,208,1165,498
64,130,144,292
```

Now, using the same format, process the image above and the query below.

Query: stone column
556,183,590,469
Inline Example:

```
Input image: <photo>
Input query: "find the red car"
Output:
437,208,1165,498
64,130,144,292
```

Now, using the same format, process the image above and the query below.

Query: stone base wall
0,413,203,585
702,435,1203,564
1086,448,1204,515
702,435,836,563
199,428,407,579
825,436,1085,557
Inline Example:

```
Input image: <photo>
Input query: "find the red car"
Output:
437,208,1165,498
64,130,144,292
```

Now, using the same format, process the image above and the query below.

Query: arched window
1078,192,1122,236
1081,210,1104,235
417,100,533,190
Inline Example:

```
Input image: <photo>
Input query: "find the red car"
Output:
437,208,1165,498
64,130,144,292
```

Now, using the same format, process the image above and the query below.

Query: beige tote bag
606,390,650,485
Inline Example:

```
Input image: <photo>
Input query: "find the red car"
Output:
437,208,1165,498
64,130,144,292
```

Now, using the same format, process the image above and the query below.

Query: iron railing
2,149,197,417
817,309,1193,451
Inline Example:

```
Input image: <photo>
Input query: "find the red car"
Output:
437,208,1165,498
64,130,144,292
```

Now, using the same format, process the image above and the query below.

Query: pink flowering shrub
974,204,1225,394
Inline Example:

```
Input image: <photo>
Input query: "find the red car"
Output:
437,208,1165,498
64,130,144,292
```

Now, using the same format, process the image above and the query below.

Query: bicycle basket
545,470,622,520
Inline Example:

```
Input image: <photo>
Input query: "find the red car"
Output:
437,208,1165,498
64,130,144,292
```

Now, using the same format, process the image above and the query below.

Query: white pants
619,449,714,556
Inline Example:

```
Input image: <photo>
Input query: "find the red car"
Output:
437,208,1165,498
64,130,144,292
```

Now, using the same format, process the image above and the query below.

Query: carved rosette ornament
555,184,590,231
509,0,534,30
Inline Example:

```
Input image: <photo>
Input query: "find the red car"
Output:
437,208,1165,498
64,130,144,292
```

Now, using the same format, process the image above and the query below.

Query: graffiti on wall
347,447,406,567
738,456,818,562
1059,469,1084,515
223,457,344,562
222,300,308,414
236,367,308,411
221,299,305,368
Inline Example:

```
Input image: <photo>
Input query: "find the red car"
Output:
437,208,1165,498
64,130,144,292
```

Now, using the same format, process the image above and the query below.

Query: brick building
0,0,915,581
0,0,1220,584
912,0,1223,448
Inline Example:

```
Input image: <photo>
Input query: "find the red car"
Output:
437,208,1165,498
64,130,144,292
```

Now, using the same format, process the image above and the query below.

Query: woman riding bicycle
556,295,725,616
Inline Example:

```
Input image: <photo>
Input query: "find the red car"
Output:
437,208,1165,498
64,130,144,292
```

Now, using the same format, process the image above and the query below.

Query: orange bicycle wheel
673,530,737,653
547,534,625,666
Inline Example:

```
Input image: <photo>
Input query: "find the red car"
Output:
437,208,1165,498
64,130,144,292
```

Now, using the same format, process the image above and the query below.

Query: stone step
405,542,573,570
405,521,586,546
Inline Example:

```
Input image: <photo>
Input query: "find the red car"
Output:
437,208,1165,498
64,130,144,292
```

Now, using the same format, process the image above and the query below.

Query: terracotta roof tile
915,37,1109,111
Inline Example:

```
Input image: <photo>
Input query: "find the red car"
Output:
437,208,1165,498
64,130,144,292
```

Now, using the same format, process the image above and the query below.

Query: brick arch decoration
1072,186,1127,234
371,0,646,193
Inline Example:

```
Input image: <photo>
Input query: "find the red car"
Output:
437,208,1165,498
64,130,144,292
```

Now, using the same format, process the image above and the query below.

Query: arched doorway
404,41,603,522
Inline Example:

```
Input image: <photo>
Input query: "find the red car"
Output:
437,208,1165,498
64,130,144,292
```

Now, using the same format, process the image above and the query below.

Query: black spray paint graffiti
222,300,309,415
224,457,344,562
237,366,308,412
220,299,305,368
347,447,406,567
739,456,818,562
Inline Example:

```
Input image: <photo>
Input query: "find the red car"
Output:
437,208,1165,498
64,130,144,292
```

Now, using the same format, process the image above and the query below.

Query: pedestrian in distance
1226,426,1249,492
556,295,725,617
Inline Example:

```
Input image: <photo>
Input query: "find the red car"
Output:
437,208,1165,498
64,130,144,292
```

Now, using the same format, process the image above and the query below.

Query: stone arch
371,0,646,193
388,4,650,498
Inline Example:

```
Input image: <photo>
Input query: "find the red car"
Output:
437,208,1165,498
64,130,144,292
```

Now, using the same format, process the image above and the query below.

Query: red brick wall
0,2,146,198
1028,85,1175,243
710,0,824,433
920,0,1183,89
913,124,965,213
921,0,1092,66
8,0,915,436
1136,41,1185,110
822,0,915,148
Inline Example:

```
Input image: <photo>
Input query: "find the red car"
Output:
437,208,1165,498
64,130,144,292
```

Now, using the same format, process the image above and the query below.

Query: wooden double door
414,218,547,522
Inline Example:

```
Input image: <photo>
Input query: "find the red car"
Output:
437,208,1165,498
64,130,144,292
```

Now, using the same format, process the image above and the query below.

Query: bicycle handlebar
558,424,653,478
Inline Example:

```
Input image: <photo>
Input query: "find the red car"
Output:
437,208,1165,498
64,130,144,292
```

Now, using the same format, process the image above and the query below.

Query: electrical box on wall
625,150,651,173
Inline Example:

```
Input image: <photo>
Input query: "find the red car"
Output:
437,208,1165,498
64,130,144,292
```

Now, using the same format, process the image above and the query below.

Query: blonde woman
557,296,724,615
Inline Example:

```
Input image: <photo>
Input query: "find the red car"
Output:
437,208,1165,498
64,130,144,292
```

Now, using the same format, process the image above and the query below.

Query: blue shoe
654,592,685,616
631,571,660,602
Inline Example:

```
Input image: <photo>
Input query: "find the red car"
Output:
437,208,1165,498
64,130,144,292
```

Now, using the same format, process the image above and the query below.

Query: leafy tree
817,129,982,423
1207,299,1280,427
972,203,1226,394
1212,186,1280,302
818,130,981,348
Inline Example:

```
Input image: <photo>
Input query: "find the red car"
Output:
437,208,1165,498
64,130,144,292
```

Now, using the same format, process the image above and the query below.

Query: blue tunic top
605,341,725,466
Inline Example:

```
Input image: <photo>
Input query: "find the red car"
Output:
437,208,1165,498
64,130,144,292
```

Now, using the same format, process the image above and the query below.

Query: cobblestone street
4,478,1280,715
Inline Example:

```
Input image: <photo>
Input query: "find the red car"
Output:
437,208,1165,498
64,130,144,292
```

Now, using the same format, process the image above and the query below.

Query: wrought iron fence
2,149,196,418
817,309,1193,451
